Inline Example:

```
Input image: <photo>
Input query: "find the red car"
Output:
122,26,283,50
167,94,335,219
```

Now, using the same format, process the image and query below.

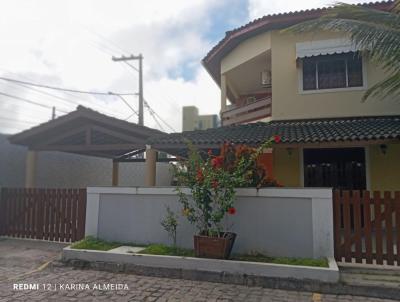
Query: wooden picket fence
334,190,400,265
0,188,86,242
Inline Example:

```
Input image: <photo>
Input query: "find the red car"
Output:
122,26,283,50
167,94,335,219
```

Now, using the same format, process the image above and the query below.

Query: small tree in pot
173,136,281,259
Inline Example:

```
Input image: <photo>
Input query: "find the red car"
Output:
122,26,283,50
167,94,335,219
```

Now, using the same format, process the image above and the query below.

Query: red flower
211,156,223,169
212,180,219,189
273,135,281,143
196,169,204,182
227,207,236,215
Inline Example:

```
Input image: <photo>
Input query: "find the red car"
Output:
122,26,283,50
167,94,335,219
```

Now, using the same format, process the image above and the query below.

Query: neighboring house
161,0,399,191
2,107,174,188
0,133,173,188
182,106,219,131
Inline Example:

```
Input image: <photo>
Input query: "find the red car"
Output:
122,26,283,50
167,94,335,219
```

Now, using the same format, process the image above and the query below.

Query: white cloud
0,0,222,133
0,0,371,134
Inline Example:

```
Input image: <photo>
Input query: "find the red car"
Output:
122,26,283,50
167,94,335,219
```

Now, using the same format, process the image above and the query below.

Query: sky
0,0,367,134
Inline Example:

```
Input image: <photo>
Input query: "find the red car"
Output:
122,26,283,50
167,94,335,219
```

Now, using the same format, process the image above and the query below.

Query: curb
62,259,400,301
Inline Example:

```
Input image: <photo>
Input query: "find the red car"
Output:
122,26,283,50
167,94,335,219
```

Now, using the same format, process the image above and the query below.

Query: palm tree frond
393,0,400,13
323,2,400,29
362,72,400,101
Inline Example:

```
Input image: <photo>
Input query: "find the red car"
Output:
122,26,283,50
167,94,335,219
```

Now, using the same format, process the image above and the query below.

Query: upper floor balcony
221,93,272,126
220,50,272,126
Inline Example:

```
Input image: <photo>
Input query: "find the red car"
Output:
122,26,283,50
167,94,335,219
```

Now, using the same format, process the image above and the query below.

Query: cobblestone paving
0,239,399,302
1,265,399,302
0,238,65,282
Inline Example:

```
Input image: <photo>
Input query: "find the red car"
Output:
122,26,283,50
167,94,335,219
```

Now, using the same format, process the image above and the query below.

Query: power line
0,115,38,125
108,93,138,117
112,54,144,126
0,68,126,117
124,112,137,121
0,91,69,114
0,76,136,97
144,99,176,132
5,80,125,117
83,32,177,131
144,104,165,131
124,61,139,72
0,108,49,122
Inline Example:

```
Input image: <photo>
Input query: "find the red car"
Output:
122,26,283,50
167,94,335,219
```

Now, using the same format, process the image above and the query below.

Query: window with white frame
302,52,363,91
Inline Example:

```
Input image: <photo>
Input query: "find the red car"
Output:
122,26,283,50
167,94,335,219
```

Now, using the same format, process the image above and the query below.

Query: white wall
86,187,334,259
0,133,173,188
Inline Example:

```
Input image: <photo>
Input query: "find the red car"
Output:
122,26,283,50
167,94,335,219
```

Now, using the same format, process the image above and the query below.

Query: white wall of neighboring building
0,133,173,188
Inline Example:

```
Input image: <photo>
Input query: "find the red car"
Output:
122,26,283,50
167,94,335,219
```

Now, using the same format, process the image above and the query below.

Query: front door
303,147,366,190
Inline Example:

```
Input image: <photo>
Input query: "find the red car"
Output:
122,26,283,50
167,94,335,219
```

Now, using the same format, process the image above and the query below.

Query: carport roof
9,106,165,159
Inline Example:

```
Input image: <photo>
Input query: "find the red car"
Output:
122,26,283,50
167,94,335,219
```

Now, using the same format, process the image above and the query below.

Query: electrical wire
83,31,178,131
144,104,165,131
0,76,136,96
0,91,69,114
144,99,176,132
9,81,123,116
109,93,139,117
0,68,127,117
124,112,137,121
0,115,39,125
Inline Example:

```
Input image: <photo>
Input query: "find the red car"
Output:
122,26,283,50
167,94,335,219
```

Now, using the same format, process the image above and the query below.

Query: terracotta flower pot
193,232,236,259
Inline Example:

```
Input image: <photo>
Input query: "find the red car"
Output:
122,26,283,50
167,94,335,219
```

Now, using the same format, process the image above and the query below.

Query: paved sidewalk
1,265,399,302
0,237,66,282
0,238,398,301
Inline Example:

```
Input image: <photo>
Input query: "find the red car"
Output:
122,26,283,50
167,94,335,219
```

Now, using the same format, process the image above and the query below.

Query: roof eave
202,1,395,87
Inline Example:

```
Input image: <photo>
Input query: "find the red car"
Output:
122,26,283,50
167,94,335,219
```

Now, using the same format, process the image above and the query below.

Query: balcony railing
221,96,272,126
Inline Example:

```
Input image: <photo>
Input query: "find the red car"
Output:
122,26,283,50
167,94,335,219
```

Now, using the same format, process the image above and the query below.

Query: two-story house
198,0,399,191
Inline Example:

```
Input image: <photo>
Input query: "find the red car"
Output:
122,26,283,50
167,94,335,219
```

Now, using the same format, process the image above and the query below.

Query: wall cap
87,186,332,199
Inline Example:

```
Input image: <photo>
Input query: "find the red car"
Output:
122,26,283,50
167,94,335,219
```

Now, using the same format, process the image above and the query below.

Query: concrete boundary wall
86,187,333,259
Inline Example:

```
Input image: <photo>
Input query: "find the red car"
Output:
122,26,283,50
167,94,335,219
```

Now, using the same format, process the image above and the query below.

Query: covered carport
8,106,168,187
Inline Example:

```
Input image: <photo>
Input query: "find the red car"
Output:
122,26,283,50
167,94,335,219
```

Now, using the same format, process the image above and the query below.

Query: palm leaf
363,72,400,101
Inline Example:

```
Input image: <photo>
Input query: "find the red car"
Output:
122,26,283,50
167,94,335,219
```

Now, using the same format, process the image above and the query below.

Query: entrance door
303,148,366,190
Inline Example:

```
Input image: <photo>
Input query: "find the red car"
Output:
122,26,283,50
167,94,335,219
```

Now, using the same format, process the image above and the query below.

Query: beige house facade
201,1,400,191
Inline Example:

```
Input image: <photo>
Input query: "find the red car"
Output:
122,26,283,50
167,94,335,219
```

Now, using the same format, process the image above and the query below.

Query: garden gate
334,190,400,265
0,188,86,242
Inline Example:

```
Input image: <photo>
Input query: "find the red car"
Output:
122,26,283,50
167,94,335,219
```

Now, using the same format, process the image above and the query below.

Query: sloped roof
202,1,394,86
9,106,164,159
148,116,400,154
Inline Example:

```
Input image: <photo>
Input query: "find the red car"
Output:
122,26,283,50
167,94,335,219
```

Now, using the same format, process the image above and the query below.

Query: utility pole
112,54,144,126
52,106,56,120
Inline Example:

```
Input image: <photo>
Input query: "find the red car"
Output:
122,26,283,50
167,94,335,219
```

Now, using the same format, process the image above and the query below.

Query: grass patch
70,236,145,251
231,253,329,268
140,244,195,257
70,238,328,268
71,236,121,251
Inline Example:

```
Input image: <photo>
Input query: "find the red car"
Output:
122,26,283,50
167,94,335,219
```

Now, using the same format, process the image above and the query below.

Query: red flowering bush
227,207,236,215
174,136,281,236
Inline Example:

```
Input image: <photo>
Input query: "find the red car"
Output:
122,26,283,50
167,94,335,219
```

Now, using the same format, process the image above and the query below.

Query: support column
112,161,119,186
145,146,157,187
25,150,37,188
220,74,227,112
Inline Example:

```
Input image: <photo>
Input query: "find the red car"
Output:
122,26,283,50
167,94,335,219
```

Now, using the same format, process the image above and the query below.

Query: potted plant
173,136,281,259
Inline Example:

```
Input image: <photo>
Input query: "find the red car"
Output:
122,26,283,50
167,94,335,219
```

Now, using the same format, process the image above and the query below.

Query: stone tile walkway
0,238,398,301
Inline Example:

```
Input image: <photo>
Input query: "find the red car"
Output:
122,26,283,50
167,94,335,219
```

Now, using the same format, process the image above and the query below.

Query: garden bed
65,238,338,283
70,237,328,267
